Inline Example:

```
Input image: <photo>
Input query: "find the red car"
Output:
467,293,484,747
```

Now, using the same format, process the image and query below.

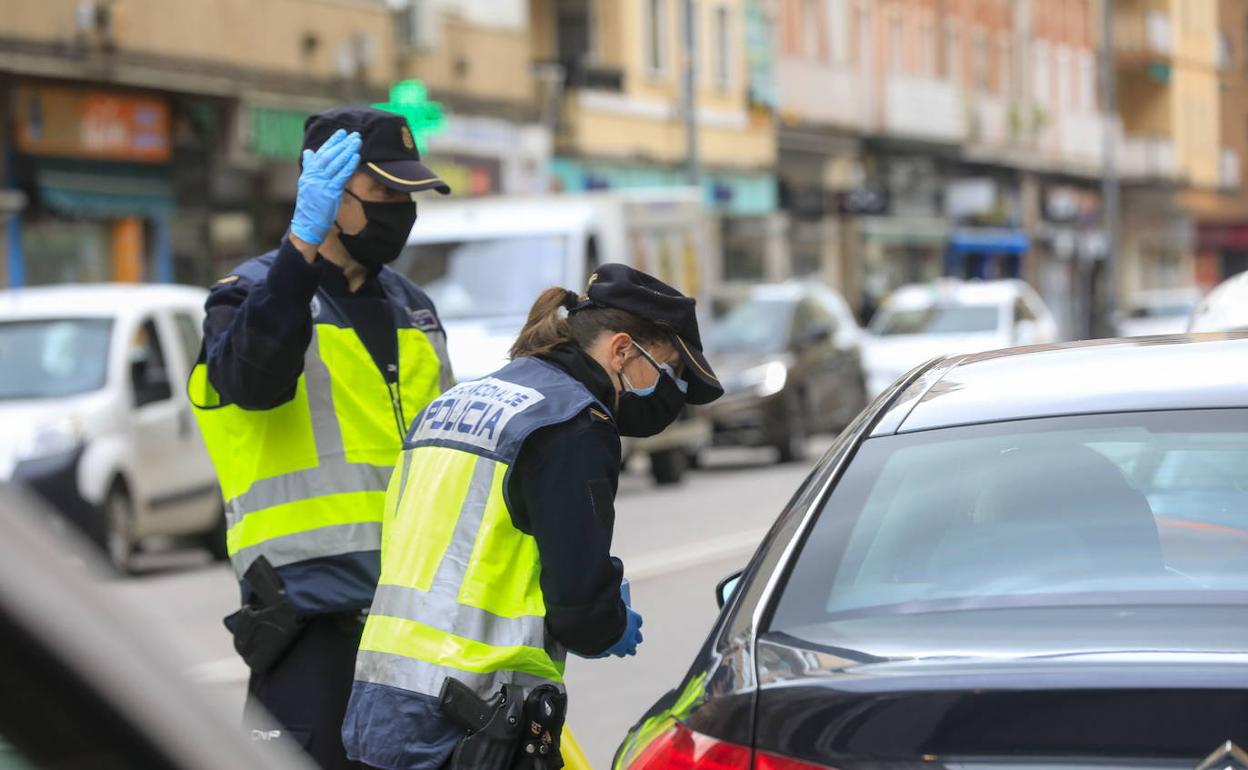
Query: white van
396,189,717,483
0,284,222,572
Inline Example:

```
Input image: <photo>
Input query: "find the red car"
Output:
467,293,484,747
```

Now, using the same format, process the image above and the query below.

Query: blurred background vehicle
703,282,866,464
615,333,1248,770
861,279,1059,396
0,284,223,573
1115,288,1203,337
0,485,311,770
1188,271,1248,333
398,189,717,484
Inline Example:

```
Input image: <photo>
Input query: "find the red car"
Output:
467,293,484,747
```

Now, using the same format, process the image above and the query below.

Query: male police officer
188,107,453,769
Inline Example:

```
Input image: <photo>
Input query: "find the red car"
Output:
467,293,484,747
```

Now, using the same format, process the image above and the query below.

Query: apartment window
889,14,904,73
712,5,731,88
1034,41,1051,105
920,20,936,76
1079,51,1096,111
803,0,823,59
944,19,961,82
829,0,850,64
996,37,1009,94
646,0,667,75
973,28,989,92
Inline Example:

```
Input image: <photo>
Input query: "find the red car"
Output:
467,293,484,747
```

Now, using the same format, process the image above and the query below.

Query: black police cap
303,106,450,195
576,263,723,405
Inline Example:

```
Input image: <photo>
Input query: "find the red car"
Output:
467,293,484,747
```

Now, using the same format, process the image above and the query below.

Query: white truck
395,188,717,484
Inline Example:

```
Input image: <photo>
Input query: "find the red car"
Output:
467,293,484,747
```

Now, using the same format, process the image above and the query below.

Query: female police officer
341,263,722,770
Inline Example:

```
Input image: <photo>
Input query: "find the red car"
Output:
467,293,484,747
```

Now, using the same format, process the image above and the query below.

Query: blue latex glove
290,129,361,245
605,607,644,657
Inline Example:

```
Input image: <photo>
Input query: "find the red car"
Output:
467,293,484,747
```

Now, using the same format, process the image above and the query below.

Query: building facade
530,0,780,286
0,0,399,287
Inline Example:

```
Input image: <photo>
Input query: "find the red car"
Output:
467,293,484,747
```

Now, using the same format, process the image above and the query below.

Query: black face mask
335,189,417,272
615,355,688,438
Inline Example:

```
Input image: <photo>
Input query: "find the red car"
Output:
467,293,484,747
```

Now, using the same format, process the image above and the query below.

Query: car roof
0,283,207,320
881,279,1026,310
871,333,1248,436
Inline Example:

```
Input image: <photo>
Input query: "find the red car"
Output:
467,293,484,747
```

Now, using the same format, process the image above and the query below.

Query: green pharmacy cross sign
374,80,447,153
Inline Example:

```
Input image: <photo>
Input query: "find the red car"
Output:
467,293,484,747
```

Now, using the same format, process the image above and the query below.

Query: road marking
625,528,768,581
189,655,250,685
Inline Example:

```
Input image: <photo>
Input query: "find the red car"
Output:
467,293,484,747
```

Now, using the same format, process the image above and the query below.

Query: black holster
439,678,569,770
440,679,524,770
231,556,305,674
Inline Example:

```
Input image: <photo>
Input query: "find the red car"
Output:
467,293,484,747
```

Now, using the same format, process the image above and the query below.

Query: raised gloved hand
290,129,361,245
605,607,644,657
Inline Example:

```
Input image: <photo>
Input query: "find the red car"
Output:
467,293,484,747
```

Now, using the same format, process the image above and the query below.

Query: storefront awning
949,228,1029,254
36,163,174,219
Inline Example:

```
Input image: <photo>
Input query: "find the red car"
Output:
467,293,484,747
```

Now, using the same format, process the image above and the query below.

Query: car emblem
1196,741,1248,770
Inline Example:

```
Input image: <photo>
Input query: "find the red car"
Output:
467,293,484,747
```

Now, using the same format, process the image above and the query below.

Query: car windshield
0,319,113,400
769,410,1248,629
401,235,567,320
709,298,793,354
870,303,1000,335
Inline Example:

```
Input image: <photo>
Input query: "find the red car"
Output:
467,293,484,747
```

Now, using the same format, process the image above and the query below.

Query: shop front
9,82,173,287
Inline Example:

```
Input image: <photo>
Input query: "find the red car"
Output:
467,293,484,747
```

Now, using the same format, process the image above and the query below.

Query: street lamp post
682,0,700,186
1099,0,1120,337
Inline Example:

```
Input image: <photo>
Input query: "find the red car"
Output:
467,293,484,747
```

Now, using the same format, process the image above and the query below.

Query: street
102,439,833,770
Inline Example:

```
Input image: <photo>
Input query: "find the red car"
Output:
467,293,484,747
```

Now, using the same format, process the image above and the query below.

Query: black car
614,334,1248,770
705,284,868,463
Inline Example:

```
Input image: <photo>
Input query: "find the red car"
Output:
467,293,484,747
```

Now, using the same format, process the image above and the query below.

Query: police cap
303,106,451,195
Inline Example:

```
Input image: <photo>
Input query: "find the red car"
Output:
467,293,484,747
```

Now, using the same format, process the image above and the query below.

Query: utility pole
1099,0,1120,337
682,0,700,186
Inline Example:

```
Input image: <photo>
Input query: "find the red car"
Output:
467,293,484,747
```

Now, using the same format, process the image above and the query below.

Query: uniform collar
537,344,617,416
314,255,384,297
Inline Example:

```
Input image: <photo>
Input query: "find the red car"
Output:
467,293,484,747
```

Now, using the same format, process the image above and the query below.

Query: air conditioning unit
398,0,441,52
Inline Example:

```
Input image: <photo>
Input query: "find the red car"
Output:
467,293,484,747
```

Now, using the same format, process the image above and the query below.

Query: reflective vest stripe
358,614,565,681
432,454,498,588
227,490,385,562
224,463,392,528
231,520,384,574
304,330,346,457
353,649,558,698
370,584,547,652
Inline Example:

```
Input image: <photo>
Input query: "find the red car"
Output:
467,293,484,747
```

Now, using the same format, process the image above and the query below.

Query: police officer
340,264,723,770
187,107,454,769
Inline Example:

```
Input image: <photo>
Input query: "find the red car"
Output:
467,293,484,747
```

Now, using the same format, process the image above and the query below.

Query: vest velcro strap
231,520,383,575
371,584,548,652
353,648,562,700
226,462,392,528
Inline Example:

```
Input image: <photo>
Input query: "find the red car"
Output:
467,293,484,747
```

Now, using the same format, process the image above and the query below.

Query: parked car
0,485,311,770
1189,271,1248,332
703,283,867,463
0,284,222,572
862,279,1058,396
1116,288,1202,337
615,333,1248,770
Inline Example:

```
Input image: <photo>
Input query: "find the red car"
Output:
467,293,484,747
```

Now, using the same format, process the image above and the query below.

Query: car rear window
769,409,1248,628
870,304,1000,335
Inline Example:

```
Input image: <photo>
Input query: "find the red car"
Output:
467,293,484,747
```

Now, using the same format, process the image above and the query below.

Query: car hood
442,317,524,383
862,332,1006,375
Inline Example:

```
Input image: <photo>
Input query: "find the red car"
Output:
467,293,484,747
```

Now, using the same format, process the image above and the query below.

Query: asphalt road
103,438,833,770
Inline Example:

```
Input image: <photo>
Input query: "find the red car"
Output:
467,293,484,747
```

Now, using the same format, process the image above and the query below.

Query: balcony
883,75,963,144
1114,8,1173,62
965,95,1009,148
1057,111,1105,169
1120,136,1178,181
776,58,869,131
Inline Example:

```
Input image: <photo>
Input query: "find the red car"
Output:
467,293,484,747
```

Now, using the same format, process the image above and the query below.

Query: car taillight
624,721,836,770
753,752,838,770
625,721,751,770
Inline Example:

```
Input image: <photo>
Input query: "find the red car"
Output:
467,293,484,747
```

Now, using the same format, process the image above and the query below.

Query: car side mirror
796,325,832,349
131,359,172,407
716,569,745,609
